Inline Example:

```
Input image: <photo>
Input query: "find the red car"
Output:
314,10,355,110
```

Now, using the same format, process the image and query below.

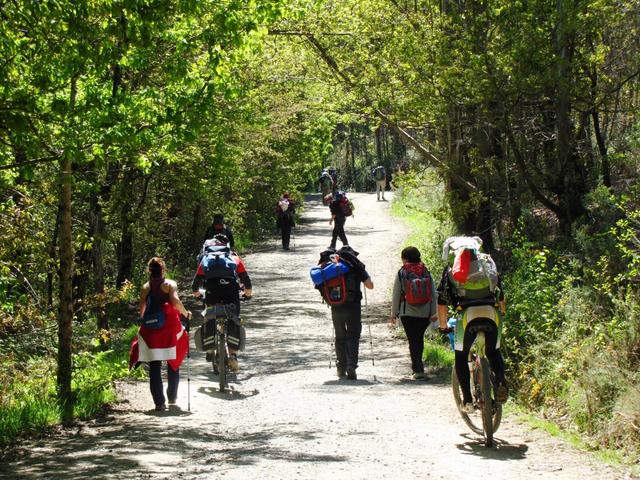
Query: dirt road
2,193,631,479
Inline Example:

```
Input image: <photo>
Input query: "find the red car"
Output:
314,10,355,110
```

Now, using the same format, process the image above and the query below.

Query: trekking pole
185,314,191,412
364,288,376,371
292,227,296,251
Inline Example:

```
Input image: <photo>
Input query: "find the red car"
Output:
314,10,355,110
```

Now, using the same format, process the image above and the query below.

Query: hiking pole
364,288,376,377
292,227,296,251
185,313,191,412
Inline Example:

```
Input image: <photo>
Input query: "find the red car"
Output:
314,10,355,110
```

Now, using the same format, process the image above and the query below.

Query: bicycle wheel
451,364,484,435
479,357,495,446
217,329,226,392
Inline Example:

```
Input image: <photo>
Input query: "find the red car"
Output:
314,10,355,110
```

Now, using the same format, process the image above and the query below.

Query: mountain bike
450,322,503,447
203,303,236,392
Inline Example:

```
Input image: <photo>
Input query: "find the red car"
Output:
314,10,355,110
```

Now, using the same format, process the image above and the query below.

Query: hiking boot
346,368,357,380
461,402,474,414
336,368,347,379
496,382,509,403
155,404,167,411
412,372,426,380
228,354,239,372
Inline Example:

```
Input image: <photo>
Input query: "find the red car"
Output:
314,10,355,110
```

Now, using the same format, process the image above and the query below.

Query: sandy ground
1,192,634,480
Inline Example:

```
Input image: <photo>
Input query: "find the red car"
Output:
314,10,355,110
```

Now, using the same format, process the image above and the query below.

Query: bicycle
449,321,503,447
201,303,238,392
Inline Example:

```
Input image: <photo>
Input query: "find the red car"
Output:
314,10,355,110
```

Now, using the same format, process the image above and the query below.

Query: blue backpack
140,289,166,329
200,247,237,280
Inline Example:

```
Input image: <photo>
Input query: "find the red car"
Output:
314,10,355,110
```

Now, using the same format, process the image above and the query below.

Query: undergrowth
392,170,640,467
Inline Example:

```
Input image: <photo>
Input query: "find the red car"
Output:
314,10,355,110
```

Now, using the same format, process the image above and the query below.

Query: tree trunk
56,75,77,424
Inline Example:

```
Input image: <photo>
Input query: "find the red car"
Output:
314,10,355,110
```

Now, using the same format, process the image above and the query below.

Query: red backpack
399,263,432,306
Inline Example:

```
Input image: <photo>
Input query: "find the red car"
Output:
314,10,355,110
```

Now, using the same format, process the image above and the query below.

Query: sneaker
336,368,347,379
461,402,474,414
155,404,167,411
412,372,426,380
346,368,357,380
496,382,509,403
228,355,239,372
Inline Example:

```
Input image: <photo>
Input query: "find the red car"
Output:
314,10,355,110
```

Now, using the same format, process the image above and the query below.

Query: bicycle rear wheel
479,357,496,446
217,329,226,391
451,364,484,435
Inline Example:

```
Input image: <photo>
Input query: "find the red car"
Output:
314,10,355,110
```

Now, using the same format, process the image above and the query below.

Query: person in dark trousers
316,246,373,380
326,193,349,249
134,257,191,410
436,238,508,412
204,213,235,250
390,247,438,380
276,192,295,250
192,234,252,371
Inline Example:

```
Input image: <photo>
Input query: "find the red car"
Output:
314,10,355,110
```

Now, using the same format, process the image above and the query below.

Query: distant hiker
312,246,374,380
390,247,437,380
192,234,252,372
319,170,334,204
130,257,191,411
437,236,508,412
327,191,353,249
372,165,387,201
204,213,235,250
276,192,296,250
327,166,338,190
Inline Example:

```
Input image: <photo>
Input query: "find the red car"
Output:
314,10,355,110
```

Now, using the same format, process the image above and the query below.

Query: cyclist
204,213,235,250
436,237,508,412
192,234,252,371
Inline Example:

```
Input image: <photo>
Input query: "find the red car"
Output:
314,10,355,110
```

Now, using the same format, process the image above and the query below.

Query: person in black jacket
204,214,235,250
316,246,373,380
326,194,349,249
276,193,295,250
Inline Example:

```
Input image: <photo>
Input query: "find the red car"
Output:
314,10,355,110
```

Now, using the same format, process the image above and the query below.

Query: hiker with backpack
372,165,386,201
436,236,508,412
311,246,374,380
390,246,438,380
129,257,192,411
204,213,235,250
326,191,353,249
276,192,296,250
319,170,334,204
327,166,338,190
192,234,252,372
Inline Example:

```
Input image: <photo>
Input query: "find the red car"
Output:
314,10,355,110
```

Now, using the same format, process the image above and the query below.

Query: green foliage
391,168,455,273
422,332,455,371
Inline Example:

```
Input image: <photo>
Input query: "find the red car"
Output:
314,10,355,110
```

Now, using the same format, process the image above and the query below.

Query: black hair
213,213,224,224
401,246,421,263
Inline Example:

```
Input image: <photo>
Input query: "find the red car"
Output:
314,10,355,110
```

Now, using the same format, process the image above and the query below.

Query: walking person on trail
312,246,373,380
276,192,295,251
326,191,353,249
319,169,334,204
372,165,387,201
204,213,235,250
327,166,338,191
129,257,192,411
390,246,438,380
437,236,508,413
192,234,252,372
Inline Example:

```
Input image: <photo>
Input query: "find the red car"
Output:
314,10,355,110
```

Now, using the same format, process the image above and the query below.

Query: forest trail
2,193,630,480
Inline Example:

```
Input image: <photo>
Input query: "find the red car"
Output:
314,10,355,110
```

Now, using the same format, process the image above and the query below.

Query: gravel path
1,192,633,479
